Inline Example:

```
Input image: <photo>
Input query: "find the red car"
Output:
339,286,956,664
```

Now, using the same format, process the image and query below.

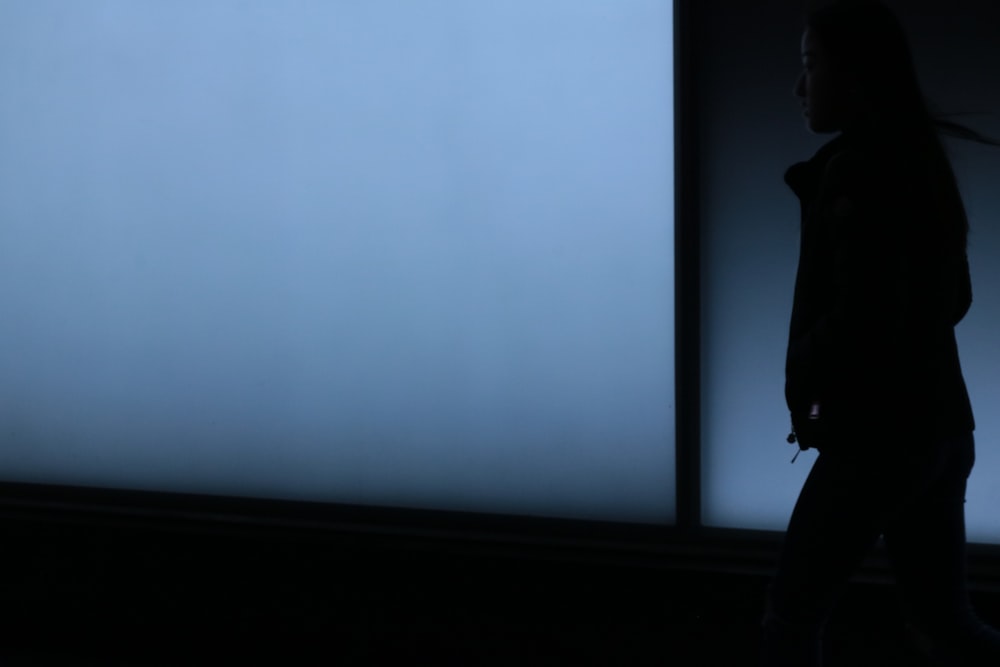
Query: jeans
761,430,999,666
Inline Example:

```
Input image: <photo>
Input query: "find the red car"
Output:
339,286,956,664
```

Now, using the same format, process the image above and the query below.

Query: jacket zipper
787,419,801,463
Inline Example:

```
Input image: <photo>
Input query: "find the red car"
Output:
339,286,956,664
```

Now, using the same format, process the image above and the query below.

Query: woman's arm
786,148,911,415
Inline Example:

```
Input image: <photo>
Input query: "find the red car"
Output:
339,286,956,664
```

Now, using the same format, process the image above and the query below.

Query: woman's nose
794,73,805,99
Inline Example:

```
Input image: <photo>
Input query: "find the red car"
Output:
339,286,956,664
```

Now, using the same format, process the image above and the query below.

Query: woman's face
794,28,854,134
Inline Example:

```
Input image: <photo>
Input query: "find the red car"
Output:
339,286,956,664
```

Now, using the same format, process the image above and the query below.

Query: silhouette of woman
762,1,1000,665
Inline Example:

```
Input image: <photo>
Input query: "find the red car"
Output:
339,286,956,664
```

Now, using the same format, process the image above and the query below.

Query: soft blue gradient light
0,2,675,523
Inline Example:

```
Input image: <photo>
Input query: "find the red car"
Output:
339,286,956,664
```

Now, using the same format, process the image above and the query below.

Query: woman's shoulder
821,139,910,199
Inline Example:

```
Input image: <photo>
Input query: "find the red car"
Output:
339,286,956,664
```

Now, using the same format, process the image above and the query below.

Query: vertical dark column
674,0,702,532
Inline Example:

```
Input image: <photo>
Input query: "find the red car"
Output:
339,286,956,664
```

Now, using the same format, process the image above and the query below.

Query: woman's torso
784,129,975,441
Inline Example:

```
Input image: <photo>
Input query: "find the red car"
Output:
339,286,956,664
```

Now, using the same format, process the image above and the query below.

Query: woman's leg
762,447,894,666
883,432,1000,665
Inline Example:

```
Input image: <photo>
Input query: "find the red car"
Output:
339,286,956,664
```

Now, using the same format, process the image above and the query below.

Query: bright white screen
0,2,675,523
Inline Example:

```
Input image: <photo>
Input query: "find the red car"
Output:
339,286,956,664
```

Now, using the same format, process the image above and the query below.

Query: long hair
806,0,999,252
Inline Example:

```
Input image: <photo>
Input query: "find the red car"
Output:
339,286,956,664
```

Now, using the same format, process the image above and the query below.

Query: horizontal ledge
1,480,999,592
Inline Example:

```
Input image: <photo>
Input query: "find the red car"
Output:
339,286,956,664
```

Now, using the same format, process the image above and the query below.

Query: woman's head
795,0,929,135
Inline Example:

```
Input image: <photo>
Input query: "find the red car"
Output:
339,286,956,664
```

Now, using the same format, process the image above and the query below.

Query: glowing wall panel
0,2,675,523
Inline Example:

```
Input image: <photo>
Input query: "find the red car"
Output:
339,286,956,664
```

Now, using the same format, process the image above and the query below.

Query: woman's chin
806,117,839,134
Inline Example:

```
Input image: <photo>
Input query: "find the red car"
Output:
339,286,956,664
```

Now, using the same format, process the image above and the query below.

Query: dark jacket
784,126,975,449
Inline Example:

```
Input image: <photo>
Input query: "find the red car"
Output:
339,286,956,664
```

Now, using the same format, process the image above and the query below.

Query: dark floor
1,521,996,666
